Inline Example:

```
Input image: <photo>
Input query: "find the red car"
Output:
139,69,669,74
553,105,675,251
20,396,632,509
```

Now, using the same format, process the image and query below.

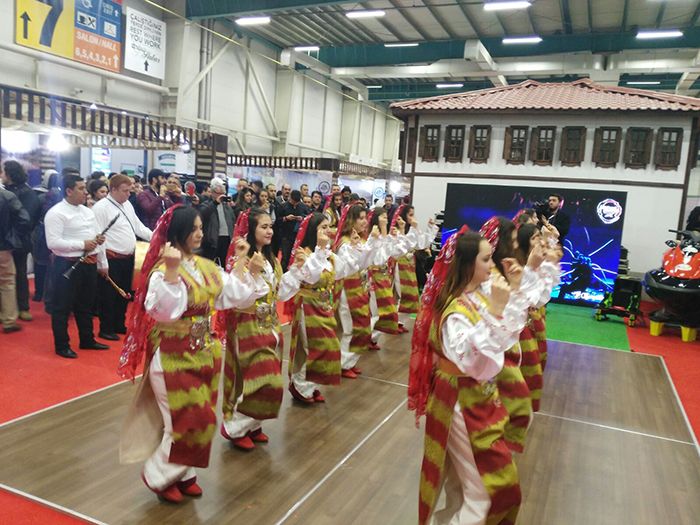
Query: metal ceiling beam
387,0,432,41
656,1,667,28
423,0,459,40
691,3,700,27
187,0,349,19
560,0,573,34
286,12,340,45
528,7,540,35
311,9,372,43
274,16,331,46
336,4,386,41
455,3,484,39
350,3,401,41
587,0,593,33
620,0,630,32
292,10,352,44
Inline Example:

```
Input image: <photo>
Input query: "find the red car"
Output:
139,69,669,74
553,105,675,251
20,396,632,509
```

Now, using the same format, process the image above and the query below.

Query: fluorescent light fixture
366,85,383,89
502,35,542,44
436,83,464,89
294,46,320,52
636,29,683,39
384,42,419,48
484,1,531,11
235,16,271,26
121,110,127,115
47,131,70,153
346,10,385,19
627,81,661,86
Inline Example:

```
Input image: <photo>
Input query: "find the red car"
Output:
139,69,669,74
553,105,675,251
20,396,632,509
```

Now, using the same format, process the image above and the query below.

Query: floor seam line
657,356,700,457
274,399,407,525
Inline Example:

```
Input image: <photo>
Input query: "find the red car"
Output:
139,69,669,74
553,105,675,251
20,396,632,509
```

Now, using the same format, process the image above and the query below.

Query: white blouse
274,248,328,302
144,259,269,322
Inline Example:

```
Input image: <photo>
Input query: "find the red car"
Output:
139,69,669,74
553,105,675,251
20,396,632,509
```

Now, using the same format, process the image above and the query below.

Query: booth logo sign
596,199,623,225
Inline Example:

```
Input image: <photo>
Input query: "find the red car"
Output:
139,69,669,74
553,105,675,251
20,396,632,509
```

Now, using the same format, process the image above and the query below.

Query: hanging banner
15,0,122,73
124,6,166,79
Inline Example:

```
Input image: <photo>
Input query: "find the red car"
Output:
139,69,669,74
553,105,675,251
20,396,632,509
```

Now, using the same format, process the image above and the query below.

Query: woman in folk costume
409,227,530,525
219,208,325,450
479,216,559,453
117,205,269,504
392,204,439,329
323,191,343,239
334,201,390,378
287,212,367,403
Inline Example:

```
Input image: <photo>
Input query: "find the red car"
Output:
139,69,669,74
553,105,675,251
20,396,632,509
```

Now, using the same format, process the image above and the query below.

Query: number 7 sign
15,0,75,60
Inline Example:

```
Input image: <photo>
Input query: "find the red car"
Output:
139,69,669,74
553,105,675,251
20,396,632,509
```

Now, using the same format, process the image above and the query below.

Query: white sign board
124,7,166,79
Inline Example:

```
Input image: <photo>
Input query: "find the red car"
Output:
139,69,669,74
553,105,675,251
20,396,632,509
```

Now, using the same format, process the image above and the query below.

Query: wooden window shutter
592,128,602,163
484,125,492,160
418,126,427,158
529,127,539,161
468,125,476,159
612,127,622,162
673,129,684,167
643,128,653,165
623,129,633,164
457,125,466,160
444,126,451,161
579,127,587,161
503,126,513,159
559,127,569,162
654,129,664,166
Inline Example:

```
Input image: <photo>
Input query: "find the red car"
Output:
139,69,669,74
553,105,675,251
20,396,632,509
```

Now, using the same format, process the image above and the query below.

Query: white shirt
45,199,108,269
93,196,152,257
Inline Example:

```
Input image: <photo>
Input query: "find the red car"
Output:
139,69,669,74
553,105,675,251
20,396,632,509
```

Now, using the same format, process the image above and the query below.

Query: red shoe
289,383,314,404
142,474,183,504
249,428,269,443
368,341,380,351
351,366,362,375
231,435,256,451
177,478,203,497
341,368,358,379
312,389,325,403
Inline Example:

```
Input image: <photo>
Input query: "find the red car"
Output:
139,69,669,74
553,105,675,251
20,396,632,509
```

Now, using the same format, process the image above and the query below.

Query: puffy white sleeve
331,250,359,280
418,223,439,250
278,248,328,302
519,263,561,309
353,235,386,268
215,268,270,310
382,233,414,259
441,311,515,381
336,238,375,273
145,272,189,322
480,277,529,333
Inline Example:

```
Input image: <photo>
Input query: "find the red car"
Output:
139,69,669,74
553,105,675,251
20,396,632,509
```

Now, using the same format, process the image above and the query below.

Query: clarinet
63,215,119,279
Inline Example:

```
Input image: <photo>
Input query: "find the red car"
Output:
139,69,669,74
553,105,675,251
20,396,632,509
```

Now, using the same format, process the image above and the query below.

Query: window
559,127,586,166
444,125,466,162
406,127,417,162
623,127,653,169
503,126,529,164
592,127,622,168
530,126,556,166
654,127,683,170
468,125,491,163
419,125,440,162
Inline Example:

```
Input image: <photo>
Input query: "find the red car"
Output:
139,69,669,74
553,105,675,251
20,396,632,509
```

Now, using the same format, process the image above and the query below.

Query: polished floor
0,327,698,525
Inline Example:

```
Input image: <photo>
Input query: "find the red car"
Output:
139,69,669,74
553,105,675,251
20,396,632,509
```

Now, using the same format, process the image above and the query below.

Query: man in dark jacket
545,193,571,246
198,178,234,266
136,169,172,230
0,187,31,333
276,190,308,271
2,161,40,321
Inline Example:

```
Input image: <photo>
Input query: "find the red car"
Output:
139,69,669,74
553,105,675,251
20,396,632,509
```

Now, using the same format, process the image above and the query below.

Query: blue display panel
442,183,627,306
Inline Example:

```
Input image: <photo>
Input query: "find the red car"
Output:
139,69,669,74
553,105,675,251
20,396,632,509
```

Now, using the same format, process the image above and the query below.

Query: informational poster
91,147,111,173
15,0,122,73
124,6,166,79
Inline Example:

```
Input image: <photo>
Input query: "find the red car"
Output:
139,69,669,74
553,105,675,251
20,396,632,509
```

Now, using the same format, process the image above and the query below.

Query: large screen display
443,183,627,306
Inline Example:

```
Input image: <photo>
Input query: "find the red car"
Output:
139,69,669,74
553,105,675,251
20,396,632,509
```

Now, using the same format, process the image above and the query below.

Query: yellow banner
15,0,75,60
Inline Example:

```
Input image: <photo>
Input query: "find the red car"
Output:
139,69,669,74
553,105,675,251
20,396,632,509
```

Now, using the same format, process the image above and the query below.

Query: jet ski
644,229,700,327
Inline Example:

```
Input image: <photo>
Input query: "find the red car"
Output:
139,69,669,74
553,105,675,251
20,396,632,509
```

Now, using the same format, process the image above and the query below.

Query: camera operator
198,178,234,265
541,193,570,246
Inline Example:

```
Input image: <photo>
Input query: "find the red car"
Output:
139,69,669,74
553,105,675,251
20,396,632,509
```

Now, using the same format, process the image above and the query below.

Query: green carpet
546,303,631,352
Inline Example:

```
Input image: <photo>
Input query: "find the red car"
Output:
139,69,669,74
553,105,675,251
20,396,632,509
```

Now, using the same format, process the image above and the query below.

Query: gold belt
437,357,499,400
240,302,279,328
299,288,334,312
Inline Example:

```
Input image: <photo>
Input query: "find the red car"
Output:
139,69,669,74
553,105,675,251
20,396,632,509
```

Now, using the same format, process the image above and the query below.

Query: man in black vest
545,193,571,246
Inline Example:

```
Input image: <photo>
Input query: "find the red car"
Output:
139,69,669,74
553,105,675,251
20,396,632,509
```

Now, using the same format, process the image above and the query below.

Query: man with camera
199,177,234,265
542,193,570,246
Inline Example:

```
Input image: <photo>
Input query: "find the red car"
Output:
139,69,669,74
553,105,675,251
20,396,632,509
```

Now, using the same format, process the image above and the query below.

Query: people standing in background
544,193,570,246
1,161,41,323
302,195,313,209
277,190,308,271
33,171,63,303
44,173,109,358
199,178,234,266
257,189,275,224
0,186,30,334
93,175,153,341
383,194,397,224
310,191,324,213
165,175,187,206
341,186,352,204
231,178,248,202
233,187,254,217
300,184,309,200
87,179,108,208
90,171,107,182
250,180,264,204
137,169,172,230
265,183,277,203
331,183,340,195
276,184,291,206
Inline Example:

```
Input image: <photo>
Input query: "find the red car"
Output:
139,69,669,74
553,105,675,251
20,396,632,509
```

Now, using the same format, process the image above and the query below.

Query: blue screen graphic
443,184,627,306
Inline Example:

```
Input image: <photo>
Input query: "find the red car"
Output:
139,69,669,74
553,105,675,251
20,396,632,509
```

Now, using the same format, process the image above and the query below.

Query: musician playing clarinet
45,170,109,359
93,175,153,342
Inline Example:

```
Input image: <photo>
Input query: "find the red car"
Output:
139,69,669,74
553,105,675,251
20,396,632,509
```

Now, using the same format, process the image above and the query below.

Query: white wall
412,175,683,274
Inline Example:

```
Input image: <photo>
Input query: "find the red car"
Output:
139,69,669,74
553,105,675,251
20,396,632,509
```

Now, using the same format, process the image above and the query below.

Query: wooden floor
1,327,699,525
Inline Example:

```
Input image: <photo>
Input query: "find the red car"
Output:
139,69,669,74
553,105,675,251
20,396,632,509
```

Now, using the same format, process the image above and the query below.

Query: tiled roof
390,79,700,113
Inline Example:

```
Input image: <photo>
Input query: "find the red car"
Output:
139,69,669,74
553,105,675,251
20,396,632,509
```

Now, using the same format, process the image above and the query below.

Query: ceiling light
436,83,464,89
235,16,271,26
484,1,531,11
366,85,382,89
89,103,97,110
294,46,320,52
502,35,542,44
384,42,419,48
627,81,661,86
636,29,683,39
1,130,33,154
346,10,385,19
389,180,402,193
47,131,70,153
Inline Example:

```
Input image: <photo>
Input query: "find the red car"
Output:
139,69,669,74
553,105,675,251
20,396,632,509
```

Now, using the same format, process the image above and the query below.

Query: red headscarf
365,209,375,237
332,200,362,251
479,216,501,254
282,213,316,316
118,204,183,380
408,225,469,424
390,204,406,232
224,209,252,272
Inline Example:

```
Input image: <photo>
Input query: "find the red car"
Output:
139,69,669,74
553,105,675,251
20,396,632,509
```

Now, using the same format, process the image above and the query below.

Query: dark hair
300,212,327,250
62,167,80,177
350,193,360,201
108,172,119,179
290,189,301,202
251,180,263,189
246,207,276,266
492,216,516,276
516,223,539,266
90,171,105,181
88,179,108,198
548,193,563,202
62,174,83,196
341,203,366,237
370,206,387,230
516,208,537,225
3,160,27,185
434,232,484,314
385,194,393,200
167,207,200,250
400,205,415,233
266,183,275,191
311,190,323,199
342,186,351,193
147,168,165,184
236,187,254,209
47,172,61,190
300,183,308,189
